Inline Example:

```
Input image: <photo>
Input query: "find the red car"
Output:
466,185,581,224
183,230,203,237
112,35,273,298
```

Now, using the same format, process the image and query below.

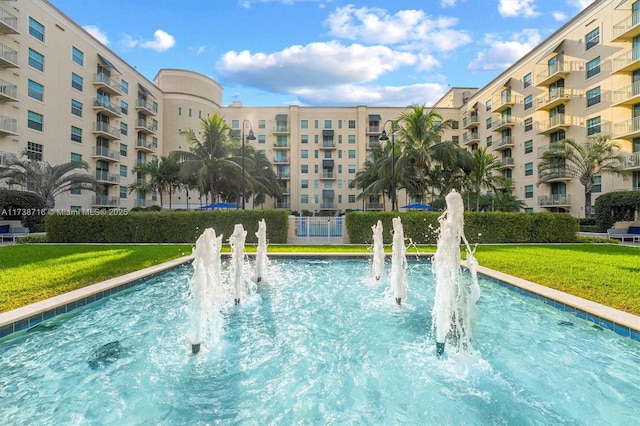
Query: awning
500,77,513,88
322,160,334,167
536,40,564,63
97,54,120,74
322,130,334,136
138,83,156,99
275,114,288,120
368,114,381,120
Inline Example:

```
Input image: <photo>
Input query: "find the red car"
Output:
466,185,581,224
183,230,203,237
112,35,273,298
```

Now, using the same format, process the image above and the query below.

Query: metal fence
293,216,344,244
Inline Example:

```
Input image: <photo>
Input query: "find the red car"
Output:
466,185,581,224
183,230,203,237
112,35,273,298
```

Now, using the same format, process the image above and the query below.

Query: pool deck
1,252,639,341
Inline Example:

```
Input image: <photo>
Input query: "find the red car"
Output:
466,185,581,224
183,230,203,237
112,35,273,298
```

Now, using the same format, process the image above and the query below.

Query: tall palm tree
468,147,510,211
350,140,393,209
394,105,454,202
0,157,97,210
537,135,625,218
170,114,241,203
241,145,281,208
129,156,181,209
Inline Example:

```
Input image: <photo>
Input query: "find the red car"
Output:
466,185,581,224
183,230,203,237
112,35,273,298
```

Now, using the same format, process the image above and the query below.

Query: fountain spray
372,220,385,281
390,217,408,304
255,219,269,283
229,224,248,305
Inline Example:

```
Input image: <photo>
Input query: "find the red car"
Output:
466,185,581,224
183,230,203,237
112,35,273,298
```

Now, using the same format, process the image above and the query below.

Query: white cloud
567,0,593,10
467,29,542,72
325,5,470,52
440,0,458,7
83,25,108,45
498,0,539,18
121,29,176,52
553,11,567,21
189,45,206,55
216,41,416,93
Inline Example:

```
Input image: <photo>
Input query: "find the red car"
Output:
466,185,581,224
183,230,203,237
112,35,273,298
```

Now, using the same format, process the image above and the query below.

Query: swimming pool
0,258,638,424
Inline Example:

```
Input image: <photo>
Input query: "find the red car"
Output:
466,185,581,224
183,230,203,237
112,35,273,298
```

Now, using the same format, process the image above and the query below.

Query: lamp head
379,130,389,141
247,129,256,140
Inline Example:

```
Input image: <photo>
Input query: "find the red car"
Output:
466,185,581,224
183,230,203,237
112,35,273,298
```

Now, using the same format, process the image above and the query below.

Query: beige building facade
1,0,639,217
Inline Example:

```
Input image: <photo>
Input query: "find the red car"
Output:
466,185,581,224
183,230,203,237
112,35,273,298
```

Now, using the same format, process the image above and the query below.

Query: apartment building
0,0,638,217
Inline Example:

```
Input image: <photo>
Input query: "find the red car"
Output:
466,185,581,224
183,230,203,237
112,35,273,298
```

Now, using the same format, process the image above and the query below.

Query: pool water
0,258,638,425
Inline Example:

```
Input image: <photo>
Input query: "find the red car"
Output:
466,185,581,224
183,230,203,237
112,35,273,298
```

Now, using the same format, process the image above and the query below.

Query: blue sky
51,0,593,107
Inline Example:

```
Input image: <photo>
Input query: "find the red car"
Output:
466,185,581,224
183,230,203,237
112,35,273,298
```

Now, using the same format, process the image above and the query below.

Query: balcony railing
136,139,157,152
500,157,515,167
93,122,121,139
320,172,335,179
95,171,120,184
613,80,640,106
0,114,17,134
273,157,290,164
463,114,479,128
368,126,381,133
612,47,640,74
612,10,640,41
135,119,157,133
622,152,640,170
321,202,336,209
274,142,289,148
93,196,120,207
493,136,515,150
273,125,289,133
93,98,122,116
321,141,336,148
275,201,290,209
92,146,120,161
493,116,516,130
0,43,18,68
0,151,16,167
537,114,571,134
0,7,19,34
135,99,158,114
538,194,571,207
613,116,640,139
0,79,18,101
366,202,384,210
463,132,479,144
93,73,123,95
276,173,290,179
535,88,571,110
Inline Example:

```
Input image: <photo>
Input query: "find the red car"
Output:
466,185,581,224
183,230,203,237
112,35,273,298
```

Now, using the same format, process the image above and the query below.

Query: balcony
492,136,515,151
0,114,17,135
499,157,515,168
536,61,571,87
320,141,336,149
0,43,17,68
274,142,289,149
275,201,290,209
612,81,640,106
612,11,640,42
92,146,120,162
95,171,120,185
535,88,572,111
93,73,123,96
462,132,480,145
366,202,384,211
493,116,516,131
93,98,122,117
613,116,640,140
539,167,572,182
272,157,290,164
367,125,381,134
273,125,289,134
320,171,336,180
492,94,519,113
135,119,157,134
462,114,479,129
622,152,640,171
92,196,120,207
538,194,571,208
92,122,121,140
0,7,19,34
135,139,157,153
0,79,17,102
276,173,290,180
321,202,336,209
0,150,16,167
537,114,571,135
611,48,640,74
135,99,157,115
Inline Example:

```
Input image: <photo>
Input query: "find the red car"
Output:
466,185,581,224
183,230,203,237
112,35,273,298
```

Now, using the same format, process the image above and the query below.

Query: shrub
594,190,640,232
15,234,49,244
0,189,47,231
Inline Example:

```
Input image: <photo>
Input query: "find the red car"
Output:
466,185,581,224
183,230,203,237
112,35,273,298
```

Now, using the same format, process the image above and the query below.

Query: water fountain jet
229,224,248,305
255,219,268,283
371,220,385,281
390,217,407,305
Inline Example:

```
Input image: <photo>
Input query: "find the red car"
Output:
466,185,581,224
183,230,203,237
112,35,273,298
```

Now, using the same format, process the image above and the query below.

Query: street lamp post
379,120,396,211
241,120,256,210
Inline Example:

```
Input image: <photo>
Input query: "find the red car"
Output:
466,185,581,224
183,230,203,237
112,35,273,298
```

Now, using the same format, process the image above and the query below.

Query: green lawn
0,244,638,316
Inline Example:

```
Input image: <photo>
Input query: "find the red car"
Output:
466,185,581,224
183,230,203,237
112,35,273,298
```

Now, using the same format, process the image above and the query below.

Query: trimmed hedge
45,210,289,243
346,211,578,244
0,189,47,231
594,190,640,232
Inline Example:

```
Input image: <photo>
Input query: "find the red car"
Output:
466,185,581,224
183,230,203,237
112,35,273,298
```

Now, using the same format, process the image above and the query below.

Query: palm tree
0,157,97,210
170,114,241,203
129,156,181,209
350,140,393,209
394,105,455,202
468,147,510,211
537,135,625,218
241,145,281,208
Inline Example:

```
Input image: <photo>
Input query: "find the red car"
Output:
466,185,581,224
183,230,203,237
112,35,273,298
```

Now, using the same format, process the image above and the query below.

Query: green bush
346,211,578,244
15,234,49,244
0,189,47,231
594,190,640,231
45,209,290,243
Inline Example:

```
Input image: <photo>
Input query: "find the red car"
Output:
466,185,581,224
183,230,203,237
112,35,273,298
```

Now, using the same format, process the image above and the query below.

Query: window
301,194,309,204
524,140,533,154
348,194,356,203
301,135,309,144
301,179,309,188
258,135,266,144
485,99,492,111
314,120,319,129
121,101,128,115
348,149,356,159
524,118,533,132
258,120,266,129
348,120,356,129
71,126,82,143
189,108,192,117
121,123,128,136
70,152,82,162
314,150,319,159
29,17,45,42
587,116,601,135
451,121,459,129
486,118,492,129
231,120,239,129
27,141,43,161
586,86,601,107
338,120,343,129
348,165,356,173
28,80,44,101
524,185,534,199
301,149,309,159
486,136,492,147
525,162,533,176
348,135,356,144
524,95,533,110
152,119,158,131
178,107,182,116
71,73,83,91
452,136,459,144
523,72,532,88
593,176,602,193
314,179,319,188
121,80,128,94
28,49,44,72
120,143,128,157
301,120,308,129
72,46,84,66
301,164,308,173
71,99,83,117
120,186,128,199
324,120,332,129
338,165,343,173
586,57,600,79
119,165,128,178
585,27,600,50
28,111,43,131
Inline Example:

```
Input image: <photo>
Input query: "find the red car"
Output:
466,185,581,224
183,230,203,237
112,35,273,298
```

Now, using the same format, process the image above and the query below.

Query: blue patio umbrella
401,203,437,211
199,202,240,209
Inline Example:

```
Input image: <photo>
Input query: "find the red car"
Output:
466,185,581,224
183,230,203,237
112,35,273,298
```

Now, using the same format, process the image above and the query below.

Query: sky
50,0,594,108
